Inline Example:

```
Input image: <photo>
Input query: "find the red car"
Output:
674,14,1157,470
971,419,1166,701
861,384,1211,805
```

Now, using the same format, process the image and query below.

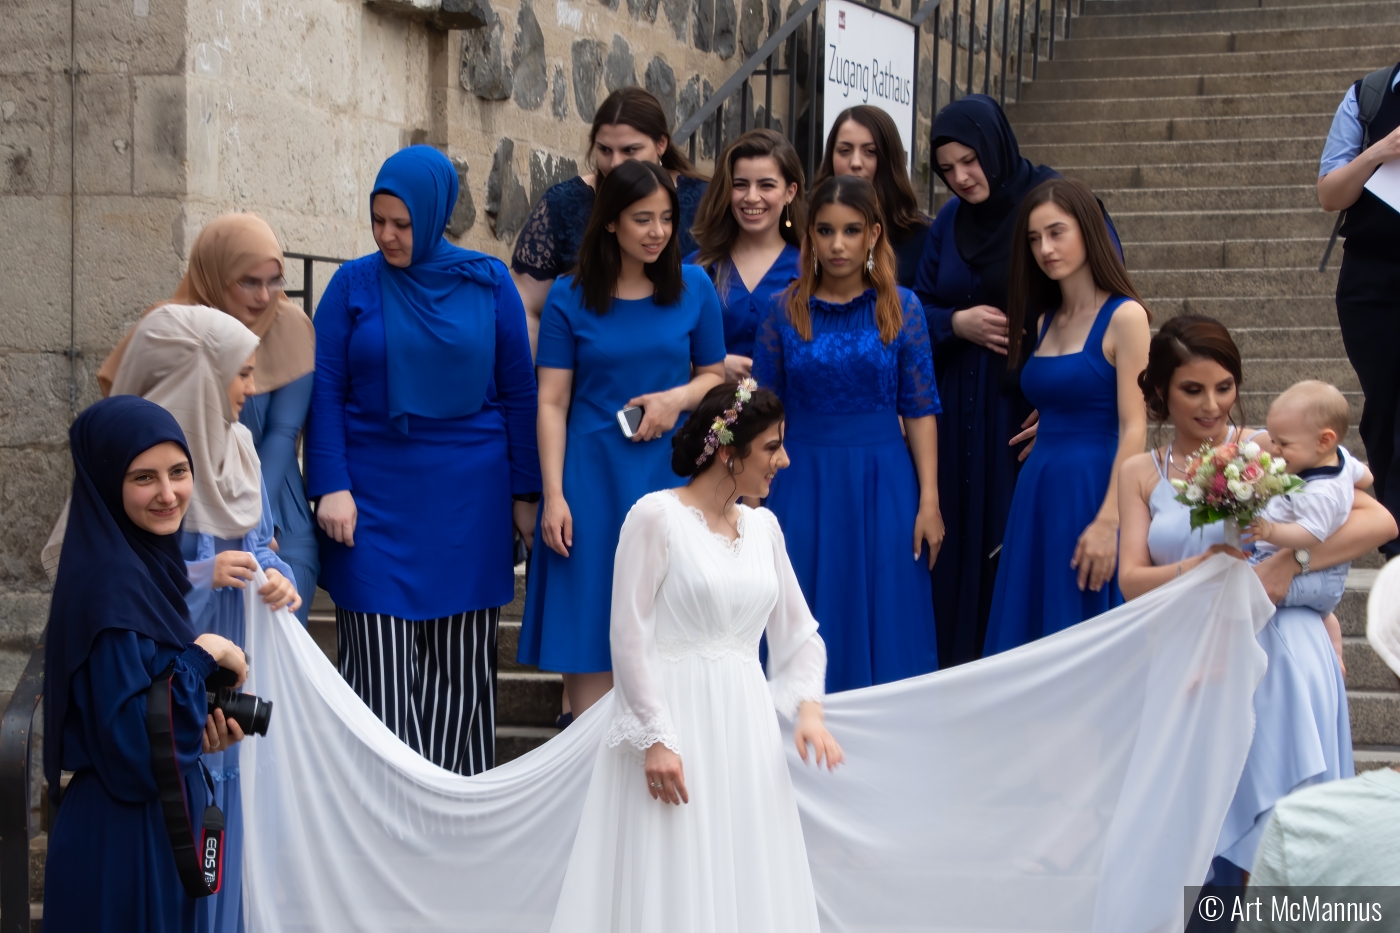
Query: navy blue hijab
372,145,502,433
44,396,197,798
931,95,1060,284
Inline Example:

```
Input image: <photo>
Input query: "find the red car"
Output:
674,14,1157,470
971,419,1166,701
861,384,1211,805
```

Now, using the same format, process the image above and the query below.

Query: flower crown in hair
696,379,757,468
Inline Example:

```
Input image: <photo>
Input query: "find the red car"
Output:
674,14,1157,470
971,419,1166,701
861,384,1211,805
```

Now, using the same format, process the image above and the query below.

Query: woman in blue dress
1117,316,1397,889
96,215,319,624
43,396,249,933
754,175,943,692
512,87,709,352
686,129,803,382
982,178,1151,656
521,159,726,716
107,304,298,933
306,146,541,776
814,105,931,286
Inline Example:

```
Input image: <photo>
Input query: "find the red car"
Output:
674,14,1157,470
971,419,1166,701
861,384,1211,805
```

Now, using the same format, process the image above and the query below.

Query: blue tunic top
754,288,942,691
512,174,709,279
685,243,801,359
44,632,216,933
305,254,541,620
519,264,727,673
240,373,317,624
983,297,1129,656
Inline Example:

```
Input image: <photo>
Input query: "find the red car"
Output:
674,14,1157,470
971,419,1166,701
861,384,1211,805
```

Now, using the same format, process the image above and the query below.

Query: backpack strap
1320,64,1398,272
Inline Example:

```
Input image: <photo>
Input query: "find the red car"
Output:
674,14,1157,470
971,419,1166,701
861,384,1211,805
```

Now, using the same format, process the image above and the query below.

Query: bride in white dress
550,379,843,933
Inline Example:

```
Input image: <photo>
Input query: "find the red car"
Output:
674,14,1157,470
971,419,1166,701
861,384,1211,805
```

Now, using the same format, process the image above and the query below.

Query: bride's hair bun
671,382,785,478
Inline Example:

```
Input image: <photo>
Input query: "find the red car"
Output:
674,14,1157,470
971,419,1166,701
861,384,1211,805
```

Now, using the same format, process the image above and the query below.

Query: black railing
671,0,1083,214
283,251,350,316
0,635,45,932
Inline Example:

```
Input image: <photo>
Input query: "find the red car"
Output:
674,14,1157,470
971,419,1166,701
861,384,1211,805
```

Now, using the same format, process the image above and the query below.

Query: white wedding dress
552,490,827,932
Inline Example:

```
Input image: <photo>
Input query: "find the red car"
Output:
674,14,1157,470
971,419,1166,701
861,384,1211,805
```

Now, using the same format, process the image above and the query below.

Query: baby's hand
1244,516,1273,544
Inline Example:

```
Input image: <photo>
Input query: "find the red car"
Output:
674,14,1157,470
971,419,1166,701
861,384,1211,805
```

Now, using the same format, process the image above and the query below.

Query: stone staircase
1006,0,1400,770
308,565,560,765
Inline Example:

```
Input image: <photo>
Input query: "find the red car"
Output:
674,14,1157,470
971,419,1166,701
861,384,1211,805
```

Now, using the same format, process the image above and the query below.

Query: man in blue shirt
1318,63,1400,557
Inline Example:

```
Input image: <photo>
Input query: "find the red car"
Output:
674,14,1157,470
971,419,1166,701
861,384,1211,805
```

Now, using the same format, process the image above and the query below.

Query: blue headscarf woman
912,95,1122,667
305,145,541,776
43,397,248,933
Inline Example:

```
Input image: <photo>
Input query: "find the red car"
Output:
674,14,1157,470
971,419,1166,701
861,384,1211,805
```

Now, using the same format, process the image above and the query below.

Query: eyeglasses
234,276,287,296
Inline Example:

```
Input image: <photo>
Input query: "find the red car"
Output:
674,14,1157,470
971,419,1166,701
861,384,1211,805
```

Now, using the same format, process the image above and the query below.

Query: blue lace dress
512,175,708,280
753,288,941,692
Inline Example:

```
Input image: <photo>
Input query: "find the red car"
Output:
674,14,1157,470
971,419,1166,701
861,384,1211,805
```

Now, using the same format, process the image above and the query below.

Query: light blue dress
1144,440,1354,875
180,481,294,933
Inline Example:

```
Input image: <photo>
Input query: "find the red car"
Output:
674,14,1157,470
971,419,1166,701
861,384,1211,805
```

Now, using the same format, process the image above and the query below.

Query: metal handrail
283,251,350,317
0,633,46,932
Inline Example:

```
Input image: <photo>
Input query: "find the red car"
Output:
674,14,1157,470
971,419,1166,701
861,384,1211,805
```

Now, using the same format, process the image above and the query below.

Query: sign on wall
821,0,917,172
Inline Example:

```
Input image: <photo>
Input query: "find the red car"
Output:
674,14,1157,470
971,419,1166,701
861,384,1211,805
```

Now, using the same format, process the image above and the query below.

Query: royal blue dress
512,175,709,280
754,287,941,692
983,296,1128,656
305,254,541,620
43,631,215,933
240,372,317,625
181,482,293,933
684,243,800,358
519,265,726,673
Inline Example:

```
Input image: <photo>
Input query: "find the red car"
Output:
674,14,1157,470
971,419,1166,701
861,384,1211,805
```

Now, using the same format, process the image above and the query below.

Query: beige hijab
97,213,314,396
113,304,264,539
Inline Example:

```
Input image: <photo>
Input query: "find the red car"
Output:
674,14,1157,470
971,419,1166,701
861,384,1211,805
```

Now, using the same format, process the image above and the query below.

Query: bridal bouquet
1170,440,1304,543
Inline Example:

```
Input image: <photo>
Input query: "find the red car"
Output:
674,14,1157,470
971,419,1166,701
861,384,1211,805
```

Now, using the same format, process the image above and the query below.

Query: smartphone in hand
617,406,644,438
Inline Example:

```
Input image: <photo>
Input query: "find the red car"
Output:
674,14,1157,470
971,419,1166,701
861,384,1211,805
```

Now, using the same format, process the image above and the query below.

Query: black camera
205,667,273,737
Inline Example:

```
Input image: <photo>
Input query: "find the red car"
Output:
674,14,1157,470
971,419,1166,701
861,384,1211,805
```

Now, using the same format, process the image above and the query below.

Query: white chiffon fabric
242,552,1274,933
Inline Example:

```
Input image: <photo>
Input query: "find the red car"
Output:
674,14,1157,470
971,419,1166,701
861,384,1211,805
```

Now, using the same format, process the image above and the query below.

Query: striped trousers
335,607,499,775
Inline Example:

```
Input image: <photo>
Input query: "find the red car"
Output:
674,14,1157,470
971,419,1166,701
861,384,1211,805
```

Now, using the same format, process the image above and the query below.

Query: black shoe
555,711,573,731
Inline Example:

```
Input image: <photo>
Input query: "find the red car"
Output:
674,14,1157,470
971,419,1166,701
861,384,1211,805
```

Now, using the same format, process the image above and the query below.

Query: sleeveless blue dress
983,296,1127,655
1145,438,1354,875
753,287,942,692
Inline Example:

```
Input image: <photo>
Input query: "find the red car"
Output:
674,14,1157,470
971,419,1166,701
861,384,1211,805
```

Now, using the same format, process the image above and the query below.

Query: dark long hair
1139,314,1245,428
671,382,785,478
814,106,928,243
590,87,706,180
785,176,903,344
572,160,683,314
1006,177,1149,365
691,129,806,291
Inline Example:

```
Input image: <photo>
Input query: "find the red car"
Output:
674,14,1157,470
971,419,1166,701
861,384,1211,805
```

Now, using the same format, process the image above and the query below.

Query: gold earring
783,204,792,228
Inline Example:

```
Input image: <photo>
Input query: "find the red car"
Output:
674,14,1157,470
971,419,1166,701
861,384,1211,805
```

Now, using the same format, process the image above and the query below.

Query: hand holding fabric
793,701,843,770
259,567,301,611
212,551,259,589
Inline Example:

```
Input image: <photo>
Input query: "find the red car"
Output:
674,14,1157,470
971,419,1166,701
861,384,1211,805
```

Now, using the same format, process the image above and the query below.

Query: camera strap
147,665,225,898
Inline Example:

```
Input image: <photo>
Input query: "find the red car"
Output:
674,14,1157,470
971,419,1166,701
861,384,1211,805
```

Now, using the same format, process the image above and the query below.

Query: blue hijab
372,146,501,433
44,396,197,798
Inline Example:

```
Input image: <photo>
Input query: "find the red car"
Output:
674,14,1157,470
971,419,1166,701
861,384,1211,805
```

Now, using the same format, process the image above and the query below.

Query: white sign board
822,0,917,172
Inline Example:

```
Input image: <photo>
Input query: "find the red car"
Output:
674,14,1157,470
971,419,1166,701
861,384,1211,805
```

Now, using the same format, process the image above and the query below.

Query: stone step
1132,266,1338,299
1110,207,1335,241
1227,325,1345,358
1073,2,1398,40
1122,237,1329,271
1238,358,1358,394
1035,44,1399,81
1349,690,1400,747
498,671,563,728
1019,69,1369,103
1054,23,1400,63
1021,137,1323,170
1061,160,1318,191
1344,636,1400,693
499,619,529,672
1017,112,1332,146
1149,295,1337,329
497,725,559,763
1084,0,1361,14
1354,747,1400,775
1100,184,1318,213
1238,390,1363,425
1337,581,1370,637
1010,89,1343,122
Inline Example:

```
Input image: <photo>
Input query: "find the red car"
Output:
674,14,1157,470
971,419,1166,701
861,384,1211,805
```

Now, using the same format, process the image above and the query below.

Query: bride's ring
650,782,663,788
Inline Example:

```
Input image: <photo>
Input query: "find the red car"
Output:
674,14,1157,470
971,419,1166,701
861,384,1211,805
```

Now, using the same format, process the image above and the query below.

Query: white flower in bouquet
1185,484,1204,503
1227,479,1254,502
1241,441,1261,459
1224,463,1241,480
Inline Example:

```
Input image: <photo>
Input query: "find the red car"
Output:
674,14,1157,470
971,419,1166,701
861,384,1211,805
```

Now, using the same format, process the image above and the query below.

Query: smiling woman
520,159,726,717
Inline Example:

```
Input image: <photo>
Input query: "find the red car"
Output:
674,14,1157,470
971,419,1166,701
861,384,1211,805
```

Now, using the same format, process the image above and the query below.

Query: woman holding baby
1118,314,1397,886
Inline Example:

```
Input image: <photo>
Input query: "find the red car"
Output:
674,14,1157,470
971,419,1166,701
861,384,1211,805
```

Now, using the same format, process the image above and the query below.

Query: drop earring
865,246,875,274
783,203,792,228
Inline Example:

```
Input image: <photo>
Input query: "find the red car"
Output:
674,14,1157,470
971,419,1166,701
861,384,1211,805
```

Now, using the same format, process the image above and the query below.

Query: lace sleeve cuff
605,711,681,758
769,634,827,720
